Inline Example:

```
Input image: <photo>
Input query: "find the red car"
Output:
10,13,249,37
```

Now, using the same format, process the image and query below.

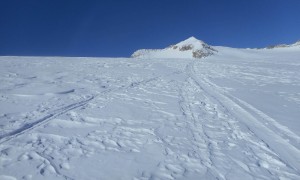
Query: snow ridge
266,40,300,49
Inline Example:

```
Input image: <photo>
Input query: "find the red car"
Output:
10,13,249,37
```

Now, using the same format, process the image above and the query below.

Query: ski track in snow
0,95,95,144
184,61,300,179
0,52,300,180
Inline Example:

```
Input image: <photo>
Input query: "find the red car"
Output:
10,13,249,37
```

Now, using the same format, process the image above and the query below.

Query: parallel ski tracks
183,60,300,178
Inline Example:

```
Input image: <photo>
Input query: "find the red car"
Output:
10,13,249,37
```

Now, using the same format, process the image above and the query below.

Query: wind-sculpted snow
0,46,300,179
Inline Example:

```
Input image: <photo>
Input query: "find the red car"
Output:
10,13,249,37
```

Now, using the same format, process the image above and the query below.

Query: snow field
0,46,300,179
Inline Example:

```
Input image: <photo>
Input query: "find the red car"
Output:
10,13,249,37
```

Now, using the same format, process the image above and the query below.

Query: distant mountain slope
131,37,217,59
266,40,300,49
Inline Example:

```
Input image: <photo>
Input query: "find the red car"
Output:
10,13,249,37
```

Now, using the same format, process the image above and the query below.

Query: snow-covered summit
172,36,206,49
131,36,217,59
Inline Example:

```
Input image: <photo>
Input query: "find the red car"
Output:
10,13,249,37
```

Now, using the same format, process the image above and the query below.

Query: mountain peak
176,36,205,45
183,36,200,42
172,37,207,51
131,36,217,59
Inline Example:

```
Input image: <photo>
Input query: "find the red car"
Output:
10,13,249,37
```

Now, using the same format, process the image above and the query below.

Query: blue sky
1,0,300,57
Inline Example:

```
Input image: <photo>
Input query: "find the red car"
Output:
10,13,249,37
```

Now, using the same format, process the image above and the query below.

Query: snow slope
132,37,217,59
0,45,300,179
266,40,300,49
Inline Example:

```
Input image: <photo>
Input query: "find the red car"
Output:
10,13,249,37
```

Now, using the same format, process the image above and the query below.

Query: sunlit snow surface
0,47,300,179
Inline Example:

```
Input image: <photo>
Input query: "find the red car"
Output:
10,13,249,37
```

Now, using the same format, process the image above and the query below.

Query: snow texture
0,40,300,180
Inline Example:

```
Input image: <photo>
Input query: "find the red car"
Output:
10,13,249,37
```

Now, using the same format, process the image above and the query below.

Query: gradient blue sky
1,0,300,57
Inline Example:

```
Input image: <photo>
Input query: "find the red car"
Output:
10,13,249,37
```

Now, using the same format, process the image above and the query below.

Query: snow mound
131,36,217,59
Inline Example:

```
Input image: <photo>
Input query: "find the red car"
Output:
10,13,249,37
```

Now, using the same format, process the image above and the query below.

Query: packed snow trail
0,51,300,180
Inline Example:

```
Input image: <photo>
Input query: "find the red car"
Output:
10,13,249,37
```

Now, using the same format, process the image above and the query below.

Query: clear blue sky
1,0,300,57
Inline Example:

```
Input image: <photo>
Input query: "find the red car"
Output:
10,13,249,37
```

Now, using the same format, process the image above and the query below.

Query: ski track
0,71,174,145
0,95,95,144
184,60,300,178
0,60,181,180
0,56,300,179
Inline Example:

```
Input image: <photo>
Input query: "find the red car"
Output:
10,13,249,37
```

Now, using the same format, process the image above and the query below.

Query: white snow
0,42,300,179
